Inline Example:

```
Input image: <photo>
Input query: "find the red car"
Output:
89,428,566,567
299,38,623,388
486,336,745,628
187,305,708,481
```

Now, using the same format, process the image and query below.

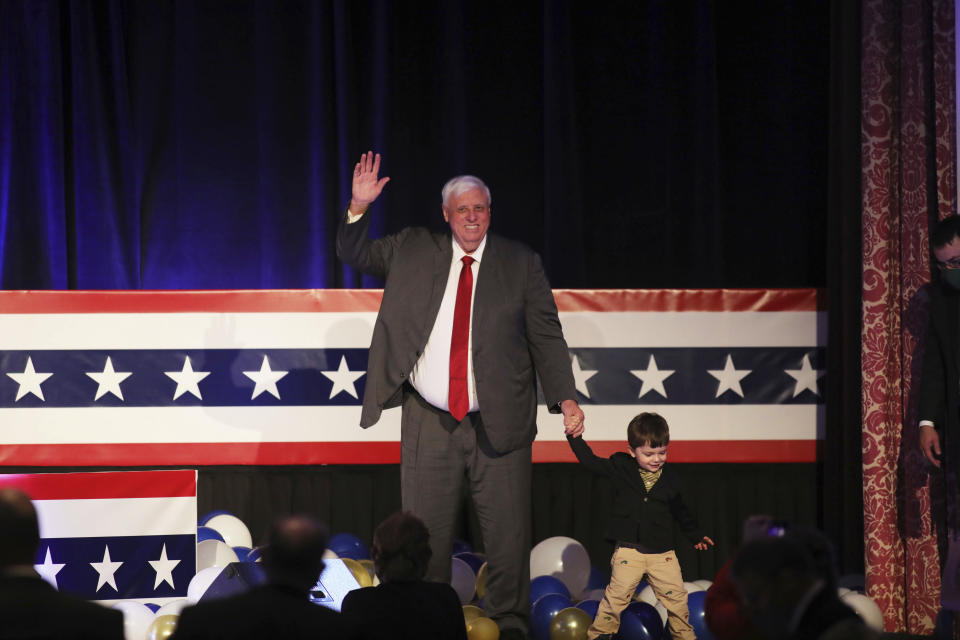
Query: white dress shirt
409,236,486,413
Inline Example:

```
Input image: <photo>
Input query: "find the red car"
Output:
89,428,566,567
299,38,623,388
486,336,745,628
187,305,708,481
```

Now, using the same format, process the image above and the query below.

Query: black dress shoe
499,628,528,640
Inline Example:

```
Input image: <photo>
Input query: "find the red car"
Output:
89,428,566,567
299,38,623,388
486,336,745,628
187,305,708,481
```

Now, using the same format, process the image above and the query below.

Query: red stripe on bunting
0,440,816,466
0,288,820,314
534,440,818,463
0,469,196,498
552,289,821,312
0,290,384,313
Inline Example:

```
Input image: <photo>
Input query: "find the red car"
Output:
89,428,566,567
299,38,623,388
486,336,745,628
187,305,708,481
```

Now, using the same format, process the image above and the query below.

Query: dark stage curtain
1,1,830,290
1,0,861,579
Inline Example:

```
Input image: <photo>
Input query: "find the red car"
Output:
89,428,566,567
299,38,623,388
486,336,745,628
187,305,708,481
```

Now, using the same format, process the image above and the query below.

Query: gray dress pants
400,386,532,634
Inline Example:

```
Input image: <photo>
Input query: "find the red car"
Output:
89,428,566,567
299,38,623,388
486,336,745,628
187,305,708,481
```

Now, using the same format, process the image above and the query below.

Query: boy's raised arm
566,433,614,476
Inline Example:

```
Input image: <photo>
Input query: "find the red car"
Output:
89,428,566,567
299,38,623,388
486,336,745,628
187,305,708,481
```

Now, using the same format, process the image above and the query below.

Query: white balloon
841,592,884,630
579,588,606,602
155,599,189,618
838,587,852,597
684,581,705,593
113,601,155,640
323,548,339,560
187,566,224,604
635,585,657,606
450,557,476,604
692,579,713,591
529,536,591,596
204,514,253,548
196,539,240,571
654,601,668,625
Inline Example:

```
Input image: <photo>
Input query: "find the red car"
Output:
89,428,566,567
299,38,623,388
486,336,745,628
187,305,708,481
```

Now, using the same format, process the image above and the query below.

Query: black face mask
944,269,960,290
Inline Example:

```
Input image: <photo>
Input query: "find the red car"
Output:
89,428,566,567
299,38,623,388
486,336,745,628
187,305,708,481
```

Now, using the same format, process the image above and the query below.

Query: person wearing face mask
919,215,960,471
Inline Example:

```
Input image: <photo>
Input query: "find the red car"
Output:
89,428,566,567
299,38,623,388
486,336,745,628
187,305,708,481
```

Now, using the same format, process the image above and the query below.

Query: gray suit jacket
337,210,576,453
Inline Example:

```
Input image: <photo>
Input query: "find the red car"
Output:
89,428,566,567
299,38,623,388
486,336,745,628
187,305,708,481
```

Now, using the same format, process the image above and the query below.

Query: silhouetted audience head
371,511,431,582
730,535,821,637
261,515,329,592
786,525,840,593
0,488,40,569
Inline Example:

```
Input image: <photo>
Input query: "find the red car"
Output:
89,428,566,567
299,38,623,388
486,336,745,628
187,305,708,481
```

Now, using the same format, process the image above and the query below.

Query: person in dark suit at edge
919,216,960,476
336,151,585,639
171,515,353,640
0,487,125,640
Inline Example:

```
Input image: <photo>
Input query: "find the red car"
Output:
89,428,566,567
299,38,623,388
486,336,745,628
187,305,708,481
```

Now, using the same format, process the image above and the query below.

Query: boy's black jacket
567,434,705,553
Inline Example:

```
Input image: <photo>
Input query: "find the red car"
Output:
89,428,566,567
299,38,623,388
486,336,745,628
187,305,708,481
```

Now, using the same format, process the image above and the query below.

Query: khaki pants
588,546,694,640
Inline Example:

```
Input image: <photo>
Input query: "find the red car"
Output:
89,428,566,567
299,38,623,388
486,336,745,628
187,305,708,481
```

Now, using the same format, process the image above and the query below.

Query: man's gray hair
441,175,491,206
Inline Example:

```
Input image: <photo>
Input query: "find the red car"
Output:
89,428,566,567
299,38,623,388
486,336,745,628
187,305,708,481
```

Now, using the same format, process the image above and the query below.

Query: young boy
567,412,713,640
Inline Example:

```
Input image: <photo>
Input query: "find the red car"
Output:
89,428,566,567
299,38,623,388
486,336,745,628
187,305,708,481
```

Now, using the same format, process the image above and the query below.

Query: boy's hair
627,412,670,449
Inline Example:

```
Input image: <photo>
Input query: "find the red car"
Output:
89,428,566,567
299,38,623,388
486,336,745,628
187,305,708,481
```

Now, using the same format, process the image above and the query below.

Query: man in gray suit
337,151,585,639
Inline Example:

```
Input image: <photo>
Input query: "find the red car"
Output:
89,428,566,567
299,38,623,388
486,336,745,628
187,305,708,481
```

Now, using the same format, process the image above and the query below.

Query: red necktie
449,256,475,421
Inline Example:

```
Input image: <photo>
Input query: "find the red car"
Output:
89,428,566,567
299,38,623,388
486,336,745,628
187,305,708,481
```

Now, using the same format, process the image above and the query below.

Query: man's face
628,443,667,472
934,236,960,268
443,187,490,253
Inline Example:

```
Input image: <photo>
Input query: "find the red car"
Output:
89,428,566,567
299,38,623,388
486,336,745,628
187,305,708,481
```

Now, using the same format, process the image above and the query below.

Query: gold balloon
342,557,373,587
475,562,488,599
549,607,592,640
463,604,486,624
358,559,376,579
466,616,500,640
146,615,179,640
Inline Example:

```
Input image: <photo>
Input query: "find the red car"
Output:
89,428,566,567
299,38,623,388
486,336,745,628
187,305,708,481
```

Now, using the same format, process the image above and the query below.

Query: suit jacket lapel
473,234,500,334
616,455,650,495
426,234,453,327
947,291,960,380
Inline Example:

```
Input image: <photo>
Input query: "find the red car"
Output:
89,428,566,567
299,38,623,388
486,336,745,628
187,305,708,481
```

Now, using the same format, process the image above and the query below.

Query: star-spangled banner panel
0,289,824,465
0,470,197,605
37,534,196,600
0,347,822,406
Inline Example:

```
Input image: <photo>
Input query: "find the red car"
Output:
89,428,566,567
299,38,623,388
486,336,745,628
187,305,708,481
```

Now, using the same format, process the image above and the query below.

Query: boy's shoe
594,635,614,640
499,629,528,640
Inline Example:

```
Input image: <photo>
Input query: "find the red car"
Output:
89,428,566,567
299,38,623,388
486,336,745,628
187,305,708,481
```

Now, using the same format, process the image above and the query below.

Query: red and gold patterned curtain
862,0,956,633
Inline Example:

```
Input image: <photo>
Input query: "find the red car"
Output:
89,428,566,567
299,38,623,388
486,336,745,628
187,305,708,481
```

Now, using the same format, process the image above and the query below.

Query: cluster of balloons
526,537,724,640
114,510,262,640
528,536,604,640
447,542,498,639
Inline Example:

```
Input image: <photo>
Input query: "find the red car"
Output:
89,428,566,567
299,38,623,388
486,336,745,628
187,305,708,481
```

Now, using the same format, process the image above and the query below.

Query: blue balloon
530,574,571,604
531,593,574,640
587,565,607,591
144,603,161,613
687,590,714,640
452,539,473,555
575,598,600,619
633,578,649,598
454,551,485,575
232,546,252,561
245,547,263,563
616,601,663,640
199,510,234,526
328,532,370,560
197,526,224,543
